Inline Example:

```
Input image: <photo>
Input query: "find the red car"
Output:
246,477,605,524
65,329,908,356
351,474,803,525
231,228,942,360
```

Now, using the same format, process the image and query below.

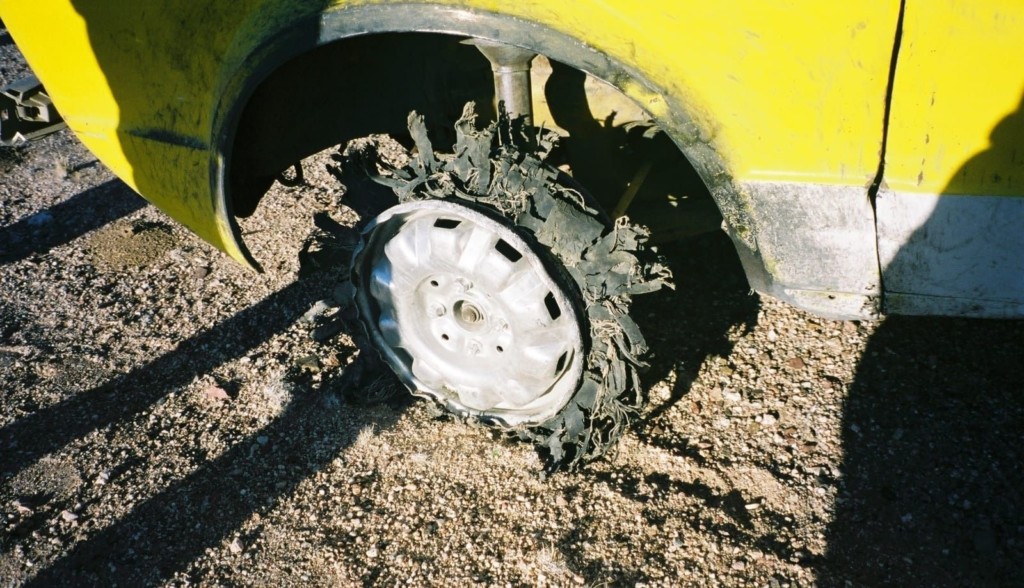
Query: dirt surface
3,34,1024,587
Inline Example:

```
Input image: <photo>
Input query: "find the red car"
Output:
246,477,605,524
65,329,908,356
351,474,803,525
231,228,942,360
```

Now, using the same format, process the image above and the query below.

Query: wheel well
229,34,494,217
216,5,882,319
229,31,720,243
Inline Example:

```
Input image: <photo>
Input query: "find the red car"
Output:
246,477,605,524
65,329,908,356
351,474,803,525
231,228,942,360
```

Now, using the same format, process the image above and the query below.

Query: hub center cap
454,300,484,330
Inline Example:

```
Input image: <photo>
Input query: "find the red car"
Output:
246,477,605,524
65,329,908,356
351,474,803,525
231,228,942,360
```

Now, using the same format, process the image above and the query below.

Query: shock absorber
467,39,537,124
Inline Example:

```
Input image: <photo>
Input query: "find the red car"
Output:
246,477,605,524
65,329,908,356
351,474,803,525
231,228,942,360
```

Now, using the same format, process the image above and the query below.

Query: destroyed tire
351,105,670,468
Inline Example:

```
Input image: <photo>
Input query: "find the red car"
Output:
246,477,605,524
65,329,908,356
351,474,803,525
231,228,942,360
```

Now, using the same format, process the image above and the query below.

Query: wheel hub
353,200,585,426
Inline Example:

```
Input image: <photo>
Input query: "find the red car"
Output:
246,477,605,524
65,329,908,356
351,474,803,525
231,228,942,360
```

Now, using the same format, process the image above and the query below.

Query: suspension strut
467,39,537,124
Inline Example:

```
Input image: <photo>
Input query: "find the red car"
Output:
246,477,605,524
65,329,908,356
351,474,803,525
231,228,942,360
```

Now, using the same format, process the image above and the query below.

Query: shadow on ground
21,377,400,586
634,230,761,448
0,183,404,584
0,280,322,477
0,179,144,265
823,317,1024,586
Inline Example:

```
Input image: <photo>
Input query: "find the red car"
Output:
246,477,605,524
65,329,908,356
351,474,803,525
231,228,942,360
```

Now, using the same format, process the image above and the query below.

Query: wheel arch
212,4,756,267
217,3,888,321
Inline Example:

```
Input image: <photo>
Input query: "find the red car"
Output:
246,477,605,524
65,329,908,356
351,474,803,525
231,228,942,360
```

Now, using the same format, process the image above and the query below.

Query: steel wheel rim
353,200,584,426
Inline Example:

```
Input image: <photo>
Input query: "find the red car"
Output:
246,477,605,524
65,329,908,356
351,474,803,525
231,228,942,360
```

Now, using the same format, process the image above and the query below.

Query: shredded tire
350,103,671,470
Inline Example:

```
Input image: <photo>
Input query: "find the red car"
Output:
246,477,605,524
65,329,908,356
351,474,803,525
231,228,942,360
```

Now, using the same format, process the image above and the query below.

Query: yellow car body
2,0,1022,318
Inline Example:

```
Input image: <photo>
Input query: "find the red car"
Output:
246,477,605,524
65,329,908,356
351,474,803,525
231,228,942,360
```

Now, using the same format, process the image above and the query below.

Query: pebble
786,357,806,370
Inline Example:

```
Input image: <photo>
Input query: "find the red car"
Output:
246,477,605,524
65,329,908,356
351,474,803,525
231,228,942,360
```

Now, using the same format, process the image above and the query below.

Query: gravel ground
3,32,1024,587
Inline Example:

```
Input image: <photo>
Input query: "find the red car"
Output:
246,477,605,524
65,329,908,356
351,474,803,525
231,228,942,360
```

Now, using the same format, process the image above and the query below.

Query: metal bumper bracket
1,75,66,146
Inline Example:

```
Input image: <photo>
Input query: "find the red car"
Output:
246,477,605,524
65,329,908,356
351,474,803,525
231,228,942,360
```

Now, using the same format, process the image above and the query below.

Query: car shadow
0,179,145,265
822,317,1024,585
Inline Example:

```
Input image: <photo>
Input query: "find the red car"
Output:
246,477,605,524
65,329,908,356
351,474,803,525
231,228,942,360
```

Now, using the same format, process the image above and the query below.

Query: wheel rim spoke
456,223,495,272
497,266,546,309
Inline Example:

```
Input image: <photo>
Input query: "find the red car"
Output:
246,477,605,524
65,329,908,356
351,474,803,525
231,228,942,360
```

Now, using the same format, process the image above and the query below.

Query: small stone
229,538,243,554
295,355,321,373
786,357,806,370
722,389,742,402
191,266,210,279
61,510,79,522
203,385,231,402
256,436,269,445
366,547,379,558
